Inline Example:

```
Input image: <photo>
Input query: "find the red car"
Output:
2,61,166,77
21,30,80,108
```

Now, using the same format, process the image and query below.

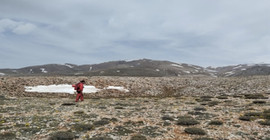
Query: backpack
72,83,80,91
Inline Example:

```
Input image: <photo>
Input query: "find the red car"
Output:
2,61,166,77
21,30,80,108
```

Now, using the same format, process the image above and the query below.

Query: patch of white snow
105,86,129,92
0,72,5,76
40,68,48,73
171,64,183,68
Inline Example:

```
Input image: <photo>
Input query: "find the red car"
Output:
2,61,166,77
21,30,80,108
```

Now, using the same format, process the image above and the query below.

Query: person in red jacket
73,80,85,102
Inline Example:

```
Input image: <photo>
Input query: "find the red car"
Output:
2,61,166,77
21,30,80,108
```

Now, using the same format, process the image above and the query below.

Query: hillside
1,59,270,77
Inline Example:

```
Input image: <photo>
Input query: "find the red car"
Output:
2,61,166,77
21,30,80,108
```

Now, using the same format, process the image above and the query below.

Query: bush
49,131,75,140
207,101,219,107
193,137,214,140
258,120,270,126
253,100,267,104
93,118,110,127
161,115,174,121
239,112,263,121
194,107,207,111
244,94,268,99
176,116,200,126
130,134,147,140
184,127,206,135
72,123,94,132
208,120,223,125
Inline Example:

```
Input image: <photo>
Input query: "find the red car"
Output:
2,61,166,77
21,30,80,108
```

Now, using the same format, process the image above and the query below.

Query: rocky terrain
0,76,270,140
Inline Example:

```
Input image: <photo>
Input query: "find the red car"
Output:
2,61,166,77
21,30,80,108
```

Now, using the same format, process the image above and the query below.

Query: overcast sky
0,0,270,68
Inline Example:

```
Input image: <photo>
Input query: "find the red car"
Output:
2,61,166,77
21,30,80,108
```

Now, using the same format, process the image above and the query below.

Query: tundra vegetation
0,76,270,139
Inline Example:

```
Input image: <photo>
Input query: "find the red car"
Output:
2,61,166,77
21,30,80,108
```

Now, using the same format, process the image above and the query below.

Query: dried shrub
239,112,263,121
194,107,207,111
258,120,270,126
216,96,228,99
49,131,75,140
244,94,268,99
161,115,174,121
253,100,267,104
130,134,147,140
207,101,219,107
72,123,94,132
193,137,215,140
184,127,206,135
176,116,200,126
208,120,223,125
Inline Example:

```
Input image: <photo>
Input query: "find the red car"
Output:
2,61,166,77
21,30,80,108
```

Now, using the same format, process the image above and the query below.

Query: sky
0,0,270,68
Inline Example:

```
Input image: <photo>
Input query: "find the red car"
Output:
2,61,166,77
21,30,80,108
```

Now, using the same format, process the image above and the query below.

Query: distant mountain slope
0,59,209,77
1,59,270,77
208,64,270,77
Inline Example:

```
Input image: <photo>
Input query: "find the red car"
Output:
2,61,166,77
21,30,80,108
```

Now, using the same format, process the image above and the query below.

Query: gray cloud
0,0,270,68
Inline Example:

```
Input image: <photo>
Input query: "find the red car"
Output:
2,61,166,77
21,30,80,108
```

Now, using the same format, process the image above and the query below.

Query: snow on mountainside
1,59,270,77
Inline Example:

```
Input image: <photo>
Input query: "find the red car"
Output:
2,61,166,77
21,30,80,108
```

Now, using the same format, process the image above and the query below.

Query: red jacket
72,82,84,92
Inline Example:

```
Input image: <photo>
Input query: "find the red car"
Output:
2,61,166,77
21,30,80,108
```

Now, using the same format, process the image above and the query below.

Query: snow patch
40,68,48,73
25,85,129,94
183,70,190,74
89,66,92,71
233,65,243,69
65,64,74,68
156,69,160,72
241,68,247,71
0,72,5,76
171,64,183,68
105,86,129,92
225,71,235,76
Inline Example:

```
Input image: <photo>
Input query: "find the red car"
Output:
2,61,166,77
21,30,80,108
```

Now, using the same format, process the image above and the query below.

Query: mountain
1,59,270,77
0,59,210,77
210,64,270,77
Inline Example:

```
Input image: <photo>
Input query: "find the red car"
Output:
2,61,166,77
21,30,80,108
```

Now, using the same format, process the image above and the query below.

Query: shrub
176,116,200,126
208,120,223,125
93,118,110,127
207,101,219,107
244,94,268,99
216,96,228,99
49,131,75,140
253,100,267,104
88,137,113,140
194,107,207,111
72,123,94,132
0,132,16,140
258,120,270,126
184,127,206,135
193,137,214,140
239,112,263,121
130,134,147,140
162,115,174,121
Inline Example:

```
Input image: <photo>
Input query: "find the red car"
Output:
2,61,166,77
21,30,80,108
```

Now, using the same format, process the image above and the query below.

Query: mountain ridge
1,59,270,77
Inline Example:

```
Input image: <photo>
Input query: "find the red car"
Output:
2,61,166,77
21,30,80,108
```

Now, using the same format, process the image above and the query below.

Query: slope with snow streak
25,84,129,94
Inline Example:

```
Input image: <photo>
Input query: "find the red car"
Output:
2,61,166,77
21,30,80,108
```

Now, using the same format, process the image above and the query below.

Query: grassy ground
0,93,269,140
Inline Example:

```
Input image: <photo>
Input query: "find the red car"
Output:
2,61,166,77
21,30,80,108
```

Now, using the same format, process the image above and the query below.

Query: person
73,80,85,102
